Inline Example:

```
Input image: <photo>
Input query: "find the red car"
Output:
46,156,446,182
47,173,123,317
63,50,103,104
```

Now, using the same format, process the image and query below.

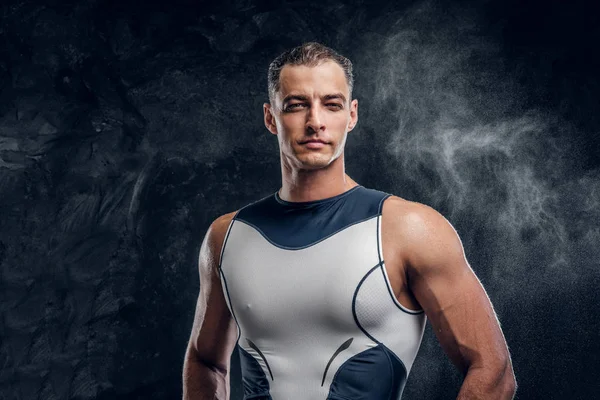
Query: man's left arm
392,200,517,399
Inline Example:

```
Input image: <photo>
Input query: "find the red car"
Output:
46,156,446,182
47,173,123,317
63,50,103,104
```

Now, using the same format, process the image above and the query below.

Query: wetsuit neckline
274,185,362,207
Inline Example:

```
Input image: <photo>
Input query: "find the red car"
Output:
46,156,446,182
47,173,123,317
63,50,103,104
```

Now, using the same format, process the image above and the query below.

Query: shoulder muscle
383,196,468,278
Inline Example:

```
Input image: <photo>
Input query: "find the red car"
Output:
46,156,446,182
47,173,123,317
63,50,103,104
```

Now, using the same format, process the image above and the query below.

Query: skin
183,60,517,399
263,61,359,201
182,212,238,400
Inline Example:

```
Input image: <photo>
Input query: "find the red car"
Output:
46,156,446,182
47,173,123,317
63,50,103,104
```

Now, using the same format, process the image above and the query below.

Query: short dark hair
267,42,354,104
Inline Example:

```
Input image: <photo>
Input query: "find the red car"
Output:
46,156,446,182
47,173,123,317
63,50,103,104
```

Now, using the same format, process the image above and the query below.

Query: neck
278,153,359,202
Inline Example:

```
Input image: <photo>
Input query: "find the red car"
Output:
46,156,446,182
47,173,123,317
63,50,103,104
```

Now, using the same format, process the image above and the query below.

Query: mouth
300,140,328,149
299,139,328,144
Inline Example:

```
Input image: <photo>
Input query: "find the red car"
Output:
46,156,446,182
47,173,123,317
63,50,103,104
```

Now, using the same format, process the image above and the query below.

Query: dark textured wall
1,0,599,399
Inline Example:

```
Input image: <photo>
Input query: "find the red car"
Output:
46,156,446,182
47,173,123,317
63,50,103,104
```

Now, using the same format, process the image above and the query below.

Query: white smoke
348,1,600,294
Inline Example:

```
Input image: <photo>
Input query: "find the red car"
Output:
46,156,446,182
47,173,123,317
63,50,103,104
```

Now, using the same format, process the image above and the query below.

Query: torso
218,185,426,399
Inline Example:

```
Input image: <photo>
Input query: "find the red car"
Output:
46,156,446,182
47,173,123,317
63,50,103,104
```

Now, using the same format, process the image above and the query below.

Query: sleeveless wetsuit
218,185,427,400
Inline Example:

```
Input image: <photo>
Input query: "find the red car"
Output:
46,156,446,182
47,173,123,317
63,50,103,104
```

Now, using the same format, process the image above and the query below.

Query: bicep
188,218,238,372
404,207,509,373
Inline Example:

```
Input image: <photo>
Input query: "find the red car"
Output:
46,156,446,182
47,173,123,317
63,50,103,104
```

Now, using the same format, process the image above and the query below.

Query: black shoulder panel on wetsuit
234,186,391,249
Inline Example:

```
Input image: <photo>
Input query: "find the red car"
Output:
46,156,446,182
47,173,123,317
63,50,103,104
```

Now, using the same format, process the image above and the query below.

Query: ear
263,103,278,135
347,99,358,132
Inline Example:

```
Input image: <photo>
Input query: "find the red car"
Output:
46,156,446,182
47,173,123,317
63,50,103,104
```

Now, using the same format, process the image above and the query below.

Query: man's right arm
183,212,239,400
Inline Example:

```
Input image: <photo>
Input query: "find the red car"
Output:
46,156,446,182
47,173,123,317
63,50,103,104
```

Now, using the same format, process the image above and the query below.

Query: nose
306,104,325,133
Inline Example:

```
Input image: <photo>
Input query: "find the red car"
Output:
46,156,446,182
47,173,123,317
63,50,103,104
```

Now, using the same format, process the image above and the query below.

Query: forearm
456,363,516,400
182,349,229,400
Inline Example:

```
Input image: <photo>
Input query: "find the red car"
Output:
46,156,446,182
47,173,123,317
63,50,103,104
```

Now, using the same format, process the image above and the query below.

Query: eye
326,103,343,110
284,103,306,112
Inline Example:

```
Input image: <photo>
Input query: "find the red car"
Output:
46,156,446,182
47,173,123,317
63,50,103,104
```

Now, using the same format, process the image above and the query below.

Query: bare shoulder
382,195,464,271
382,195,452,233
202,211,238,267
209,211,238,239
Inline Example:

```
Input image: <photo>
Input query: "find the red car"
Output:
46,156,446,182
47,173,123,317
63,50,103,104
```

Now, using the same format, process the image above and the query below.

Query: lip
300,139,327,143
300,139,328,149
303,141,326,149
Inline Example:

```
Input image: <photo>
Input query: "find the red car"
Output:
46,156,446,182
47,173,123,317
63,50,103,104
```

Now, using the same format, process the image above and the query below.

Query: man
182,42,516,399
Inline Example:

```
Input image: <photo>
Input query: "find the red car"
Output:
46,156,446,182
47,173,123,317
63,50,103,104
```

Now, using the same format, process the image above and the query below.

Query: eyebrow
282,94,310,105
323,93,347,103
282,93,347,105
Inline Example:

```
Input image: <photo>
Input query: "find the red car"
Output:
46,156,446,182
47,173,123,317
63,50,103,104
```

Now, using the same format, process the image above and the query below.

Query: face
264,61,358,171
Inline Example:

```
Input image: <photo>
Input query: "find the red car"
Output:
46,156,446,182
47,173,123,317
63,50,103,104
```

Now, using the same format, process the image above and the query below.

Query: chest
219,217,382,339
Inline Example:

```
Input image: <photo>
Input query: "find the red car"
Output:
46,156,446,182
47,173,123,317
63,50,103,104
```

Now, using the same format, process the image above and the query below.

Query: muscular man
182,42,516,399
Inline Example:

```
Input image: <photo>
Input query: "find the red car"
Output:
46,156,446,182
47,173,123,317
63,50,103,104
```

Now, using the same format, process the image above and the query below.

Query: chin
298,162,330,171
294,154,335,170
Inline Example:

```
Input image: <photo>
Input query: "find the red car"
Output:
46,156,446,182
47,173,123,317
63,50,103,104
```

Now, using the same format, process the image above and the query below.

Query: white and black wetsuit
218,185,427,400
